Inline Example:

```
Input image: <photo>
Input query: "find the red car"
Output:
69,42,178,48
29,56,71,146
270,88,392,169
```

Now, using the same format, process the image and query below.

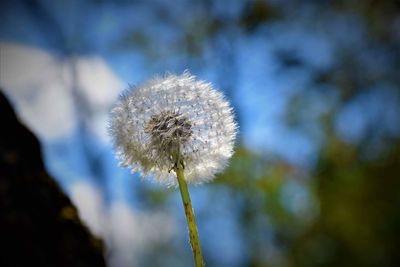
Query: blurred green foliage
7,0,399,266
136,1,400,266
214,136,400,267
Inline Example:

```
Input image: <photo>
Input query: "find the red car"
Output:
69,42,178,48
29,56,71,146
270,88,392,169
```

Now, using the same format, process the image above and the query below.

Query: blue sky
2,1,400,266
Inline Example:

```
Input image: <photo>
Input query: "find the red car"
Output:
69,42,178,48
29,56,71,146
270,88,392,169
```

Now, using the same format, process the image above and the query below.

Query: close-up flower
4,1,399,267
109,72,237,186
109,72,237,266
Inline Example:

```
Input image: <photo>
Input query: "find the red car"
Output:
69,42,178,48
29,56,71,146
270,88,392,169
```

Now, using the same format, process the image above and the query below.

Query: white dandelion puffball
109,72,237,185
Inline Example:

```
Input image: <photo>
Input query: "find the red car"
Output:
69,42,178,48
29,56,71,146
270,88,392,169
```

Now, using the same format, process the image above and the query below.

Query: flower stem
175,164,204,267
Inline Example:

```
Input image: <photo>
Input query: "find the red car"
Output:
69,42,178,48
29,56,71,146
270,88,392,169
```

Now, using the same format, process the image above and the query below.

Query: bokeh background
1,0,400,266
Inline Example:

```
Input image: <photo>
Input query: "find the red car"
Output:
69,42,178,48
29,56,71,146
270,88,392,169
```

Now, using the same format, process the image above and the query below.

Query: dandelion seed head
109,72,237,185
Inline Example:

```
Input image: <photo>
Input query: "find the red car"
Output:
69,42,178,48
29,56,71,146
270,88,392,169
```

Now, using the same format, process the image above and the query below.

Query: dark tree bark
0,90,107,267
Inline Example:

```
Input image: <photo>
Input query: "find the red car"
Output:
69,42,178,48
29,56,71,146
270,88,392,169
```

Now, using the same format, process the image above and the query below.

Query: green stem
175,164,204,267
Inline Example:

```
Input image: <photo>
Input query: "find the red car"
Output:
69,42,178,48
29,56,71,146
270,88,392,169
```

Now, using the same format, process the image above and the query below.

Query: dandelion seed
109,71,237,267
109,72,237,186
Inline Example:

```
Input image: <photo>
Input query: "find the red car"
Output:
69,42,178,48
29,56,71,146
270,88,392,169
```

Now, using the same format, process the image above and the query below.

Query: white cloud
73,56,124,143
107,202,176,267
70,181,106,237
69,181,176,267
75,56,123,108
0,41,123,142
0,42,76,140
1,41,175,267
